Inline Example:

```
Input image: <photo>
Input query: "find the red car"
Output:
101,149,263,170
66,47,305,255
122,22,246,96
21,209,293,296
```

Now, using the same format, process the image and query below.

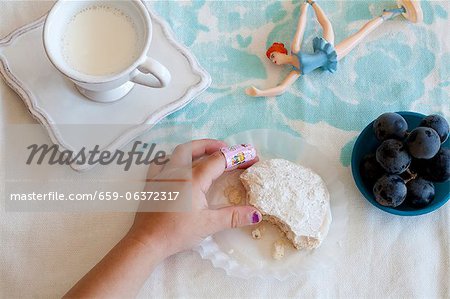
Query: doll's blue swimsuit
292,37,338,75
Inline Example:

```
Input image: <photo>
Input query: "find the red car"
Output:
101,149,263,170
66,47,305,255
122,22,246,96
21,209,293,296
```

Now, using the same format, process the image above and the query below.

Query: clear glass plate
194,129,349,280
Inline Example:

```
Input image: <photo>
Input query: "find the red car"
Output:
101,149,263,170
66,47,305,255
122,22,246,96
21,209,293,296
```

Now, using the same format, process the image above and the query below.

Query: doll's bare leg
291,3,309,54
309,1,335,44
335,16,383,60
335,8,404,60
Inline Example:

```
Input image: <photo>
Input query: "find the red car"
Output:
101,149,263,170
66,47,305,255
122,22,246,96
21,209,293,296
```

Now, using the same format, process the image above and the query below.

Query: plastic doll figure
246,0,423,97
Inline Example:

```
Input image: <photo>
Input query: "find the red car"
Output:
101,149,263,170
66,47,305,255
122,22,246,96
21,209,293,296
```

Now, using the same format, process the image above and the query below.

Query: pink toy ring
220,144,257,169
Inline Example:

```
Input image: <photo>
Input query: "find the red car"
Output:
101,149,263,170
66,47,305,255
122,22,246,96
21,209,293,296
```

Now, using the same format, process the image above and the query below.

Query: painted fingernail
252,211,262,223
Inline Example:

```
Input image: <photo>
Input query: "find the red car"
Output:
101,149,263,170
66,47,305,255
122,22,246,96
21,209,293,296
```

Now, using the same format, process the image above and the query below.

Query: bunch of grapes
360,113,449,208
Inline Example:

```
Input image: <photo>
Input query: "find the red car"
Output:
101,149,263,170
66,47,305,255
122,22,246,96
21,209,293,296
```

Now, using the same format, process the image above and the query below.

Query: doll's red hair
266,42,288,59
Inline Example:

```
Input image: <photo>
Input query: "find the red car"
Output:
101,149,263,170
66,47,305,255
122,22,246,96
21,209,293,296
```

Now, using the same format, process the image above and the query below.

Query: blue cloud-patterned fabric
149,0,449,166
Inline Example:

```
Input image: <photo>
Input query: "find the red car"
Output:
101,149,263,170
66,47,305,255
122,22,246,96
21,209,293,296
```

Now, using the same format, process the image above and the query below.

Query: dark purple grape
406,178,435,208
406,127,441,159
373,175,407,207
360,154,385,187
373,113,408,141
413,148,450,182
376,139,411,174
420,114,449,143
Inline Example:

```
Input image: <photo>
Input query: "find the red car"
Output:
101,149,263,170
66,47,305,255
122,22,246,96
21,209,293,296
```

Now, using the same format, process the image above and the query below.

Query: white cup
43,0,171,102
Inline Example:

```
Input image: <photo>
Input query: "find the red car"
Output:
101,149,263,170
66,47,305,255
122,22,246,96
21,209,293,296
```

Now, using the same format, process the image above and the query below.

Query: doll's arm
246,71,301,97
291,3,309,54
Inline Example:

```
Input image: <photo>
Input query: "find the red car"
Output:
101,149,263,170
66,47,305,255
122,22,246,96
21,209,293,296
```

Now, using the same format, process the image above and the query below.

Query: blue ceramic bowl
351,111,450,216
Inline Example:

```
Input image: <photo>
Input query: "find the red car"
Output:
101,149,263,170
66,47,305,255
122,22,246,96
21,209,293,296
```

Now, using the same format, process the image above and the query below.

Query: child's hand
65,139,261,298
126,139,262,258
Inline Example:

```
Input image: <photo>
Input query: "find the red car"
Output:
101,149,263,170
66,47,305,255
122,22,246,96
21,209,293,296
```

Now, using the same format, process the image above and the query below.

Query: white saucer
0,4,211,172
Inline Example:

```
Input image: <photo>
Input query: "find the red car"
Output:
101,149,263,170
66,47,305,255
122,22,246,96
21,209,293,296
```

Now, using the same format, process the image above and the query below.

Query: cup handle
131,56,171,88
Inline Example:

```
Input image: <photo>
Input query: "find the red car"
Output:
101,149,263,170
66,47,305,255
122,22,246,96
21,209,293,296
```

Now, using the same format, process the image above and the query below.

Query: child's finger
191,139,227,158
167,139,227,168
194,146,259,192
193,151,226,192
203,206,262,235
192,146,257,169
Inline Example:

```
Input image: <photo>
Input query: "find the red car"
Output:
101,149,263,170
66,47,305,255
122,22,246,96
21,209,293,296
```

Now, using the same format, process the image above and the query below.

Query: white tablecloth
1,1,449,298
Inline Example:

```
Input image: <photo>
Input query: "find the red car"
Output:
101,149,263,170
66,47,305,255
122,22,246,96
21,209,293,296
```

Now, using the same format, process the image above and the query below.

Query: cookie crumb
251,227,262,239
272,240,285,260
